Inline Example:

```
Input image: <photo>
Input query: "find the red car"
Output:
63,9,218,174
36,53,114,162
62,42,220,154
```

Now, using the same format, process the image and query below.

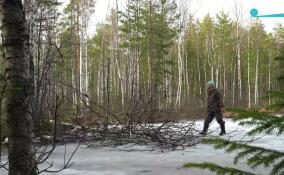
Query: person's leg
216,113,226,135
200,112,214,135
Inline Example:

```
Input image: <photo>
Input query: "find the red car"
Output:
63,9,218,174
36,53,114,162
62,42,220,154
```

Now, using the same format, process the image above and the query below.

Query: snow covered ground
0,119,283,175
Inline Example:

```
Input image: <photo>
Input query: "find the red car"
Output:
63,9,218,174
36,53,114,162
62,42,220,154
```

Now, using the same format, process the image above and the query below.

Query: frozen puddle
1,119,283,175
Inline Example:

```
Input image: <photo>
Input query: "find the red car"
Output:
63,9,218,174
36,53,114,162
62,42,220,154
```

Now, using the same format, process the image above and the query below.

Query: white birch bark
268,52,271,106
175,35,183,109
233,3,243,103
115,0,125,111
255,48,259,106
233,64,236,107
236,24,242,101
247,29,251,108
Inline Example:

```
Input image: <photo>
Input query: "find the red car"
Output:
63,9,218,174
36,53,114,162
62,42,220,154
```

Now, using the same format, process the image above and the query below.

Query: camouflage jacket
207,87,224,113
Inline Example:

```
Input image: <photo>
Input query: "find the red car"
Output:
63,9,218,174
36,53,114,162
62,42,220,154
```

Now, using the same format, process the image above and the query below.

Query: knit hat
207,80,215,88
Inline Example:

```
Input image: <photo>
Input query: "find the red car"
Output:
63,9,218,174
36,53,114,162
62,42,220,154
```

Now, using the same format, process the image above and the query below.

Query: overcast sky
59,0,284,36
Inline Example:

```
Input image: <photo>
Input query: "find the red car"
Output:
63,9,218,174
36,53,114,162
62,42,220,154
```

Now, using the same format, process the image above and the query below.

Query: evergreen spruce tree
119,0,179,120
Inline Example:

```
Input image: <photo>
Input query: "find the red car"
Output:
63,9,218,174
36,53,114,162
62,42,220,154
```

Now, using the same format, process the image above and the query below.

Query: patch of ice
0,119,283,175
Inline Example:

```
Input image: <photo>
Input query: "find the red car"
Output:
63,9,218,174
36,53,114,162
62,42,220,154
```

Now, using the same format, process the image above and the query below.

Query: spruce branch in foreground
184,136,284,175
204,138,284,171
183,162,256,175
227,108,284,135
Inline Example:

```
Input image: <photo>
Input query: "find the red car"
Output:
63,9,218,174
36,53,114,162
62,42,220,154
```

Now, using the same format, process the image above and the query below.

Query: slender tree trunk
185,39,189,104
222,45,226,103
97,66,101,103
247,30,251,108
166,49,173,108
233,64,236,107
215,65,219,88
197,56,203,107
255,48,259,106
175,35,182,109
148,0,157,121
75,1,81,114
233,4,243,106
115,0,125,112
0,0,37,174
268,52,271,106
236,23,242,104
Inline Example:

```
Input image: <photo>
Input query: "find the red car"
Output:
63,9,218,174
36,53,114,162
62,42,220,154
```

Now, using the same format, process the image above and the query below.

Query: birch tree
0,0,37,174
233,3,243,105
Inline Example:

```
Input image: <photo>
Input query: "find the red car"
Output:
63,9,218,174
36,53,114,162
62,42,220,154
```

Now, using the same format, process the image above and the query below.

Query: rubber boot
200,123,209,136
219,121,226,136
199,131,207,135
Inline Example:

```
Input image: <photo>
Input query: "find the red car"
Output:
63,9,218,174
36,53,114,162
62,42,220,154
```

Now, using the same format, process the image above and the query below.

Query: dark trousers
202,111,225,133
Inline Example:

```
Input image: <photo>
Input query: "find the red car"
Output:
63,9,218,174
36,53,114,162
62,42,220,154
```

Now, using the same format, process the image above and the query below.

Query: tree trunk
255,48,259,106
0,0,37,174
75,1,81,114
148,0,157,122
236,23,242,104
175,35,182,109
222,44,226,104
232,64,236,107
115,0,125,112
247,30,251,108
268,52,271,106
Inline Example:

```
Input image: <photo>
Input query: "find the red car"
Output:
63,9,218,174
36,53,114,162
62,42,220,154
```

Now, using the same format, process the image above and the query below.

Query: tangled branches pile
54,121,202,151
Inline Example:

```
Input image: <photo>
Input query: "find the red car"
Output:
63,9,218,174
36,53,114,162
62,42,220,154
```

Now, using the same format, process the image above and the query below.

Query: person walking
199,81,226,136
